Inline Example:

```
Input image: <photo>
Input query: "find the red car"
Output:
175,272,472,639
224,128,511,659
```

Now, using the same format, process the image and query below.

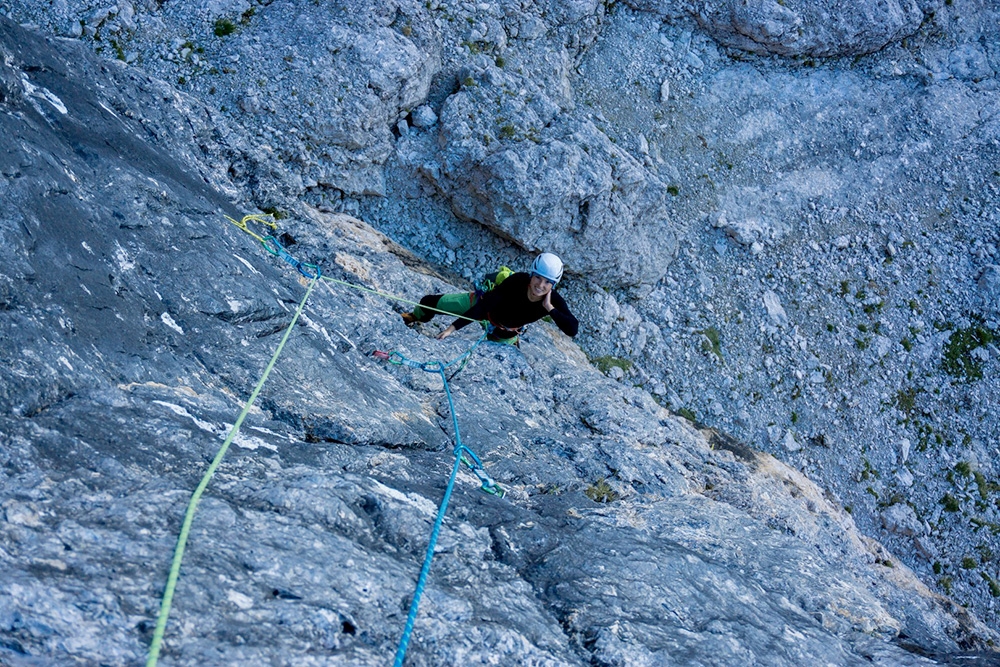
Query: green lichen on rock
941,318,996,381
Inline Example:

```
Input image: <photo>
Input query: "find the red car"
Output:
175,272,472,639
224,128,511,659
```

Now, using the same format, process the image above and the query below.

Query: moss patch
697,326,723,361
676,407,697,422
591,355,633,375
893,386,923,416
982,573,1000,597
214,18,237,37
585,478,619,503
941,493,961,512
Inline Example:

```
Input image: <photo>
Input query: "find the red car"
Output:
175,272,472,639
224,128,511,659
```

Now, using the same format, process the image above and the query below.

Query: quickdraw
262,235,321,279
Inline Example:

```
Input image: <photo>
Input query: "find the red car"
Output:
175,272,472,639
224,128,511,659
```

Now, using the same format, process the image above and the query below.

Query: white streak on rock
227,590,255,610
20,73,68,115
153,400,217,433
160,312,184,334
233,254,260,274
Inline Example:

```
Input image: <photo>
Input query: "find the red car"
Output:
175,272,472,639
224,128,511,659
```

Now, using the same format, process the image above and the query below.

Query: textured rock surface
3,16,1000,666
4,0,682,290
546,3,1000,633
407,100,677,287
686,0,931,58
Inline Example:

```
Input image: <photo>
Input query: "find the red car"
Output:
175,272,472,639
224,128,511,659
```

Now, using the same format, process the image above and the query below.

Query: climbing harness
146,274,319,667
148,214,506,667
372,343,504,667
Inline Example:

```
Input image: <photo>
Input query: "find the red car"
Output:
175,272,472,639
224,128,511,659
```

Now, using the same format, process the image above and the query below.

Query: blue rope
385,339,503,667
385,332,486,373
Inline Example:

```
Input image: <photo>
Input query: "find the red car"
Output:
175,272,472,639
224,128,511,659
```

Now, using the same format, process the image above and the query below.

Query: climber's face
528,274,553,302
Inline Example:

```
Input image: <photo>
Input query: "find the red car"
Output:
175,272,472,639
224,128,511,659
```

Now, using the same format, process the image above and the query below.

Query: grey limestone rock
763,289,789,328
978,265,1000,314
291,22,439,196
410,104,437,128
413,69,677,288
689,0,931,58
1,15,997,666
4,2,1000,665
881,502,925,537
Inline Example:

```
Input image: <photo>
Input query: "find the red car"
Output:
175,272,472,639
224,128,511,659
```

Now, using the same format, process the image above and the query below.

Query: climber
402,252,578,344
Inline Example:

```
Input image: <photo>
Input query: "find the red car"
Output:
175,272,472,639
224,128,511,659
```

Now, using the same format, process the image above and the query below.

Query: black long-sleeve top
452,272,579,338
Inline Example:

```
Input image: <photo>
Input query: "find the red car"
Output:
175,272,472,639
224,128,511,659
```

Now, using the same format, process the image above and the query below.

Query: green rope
145,276,319,667
145,215,485,664
320,275,482,324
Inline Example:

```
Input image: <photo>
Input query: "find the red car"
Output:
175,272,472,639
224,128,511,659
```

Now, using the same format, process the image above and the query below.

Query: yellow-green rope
320,274,481,324
146,275,319,667
224,213,277,244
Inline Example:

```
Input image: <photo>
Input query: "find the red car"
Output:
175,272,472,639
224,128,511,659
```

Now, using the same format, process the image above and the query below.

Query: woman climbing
402,252,578,344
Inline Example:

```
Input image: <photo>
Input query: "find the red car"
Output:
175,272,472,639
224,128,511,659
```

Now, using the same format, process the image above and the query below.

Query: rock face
7,0,994,637
390,4,679,289
2,16,999,667
686,0,931,57
4,0,680,291
410,95,677,287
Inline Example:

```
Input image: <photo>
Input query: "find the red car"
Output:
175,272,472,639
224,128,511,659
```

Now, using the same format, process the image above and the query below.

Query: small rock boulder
880,503,924,537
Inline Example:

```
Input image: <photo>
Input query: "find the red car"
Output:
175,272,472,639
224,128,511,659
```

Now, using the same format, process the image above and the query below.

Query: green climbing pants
412,292,477,322
412,292,518,345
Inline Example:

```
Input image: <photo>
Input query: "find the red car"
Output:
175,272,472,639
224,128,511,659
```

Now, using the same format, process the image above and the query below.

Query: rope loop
225,214,277,244
456,444,482,467
379,335,486,375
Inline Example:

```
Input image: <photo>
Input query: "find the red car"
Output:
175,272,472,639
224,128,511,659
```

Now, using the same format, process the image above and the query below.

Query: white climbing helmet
530,252,563,284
